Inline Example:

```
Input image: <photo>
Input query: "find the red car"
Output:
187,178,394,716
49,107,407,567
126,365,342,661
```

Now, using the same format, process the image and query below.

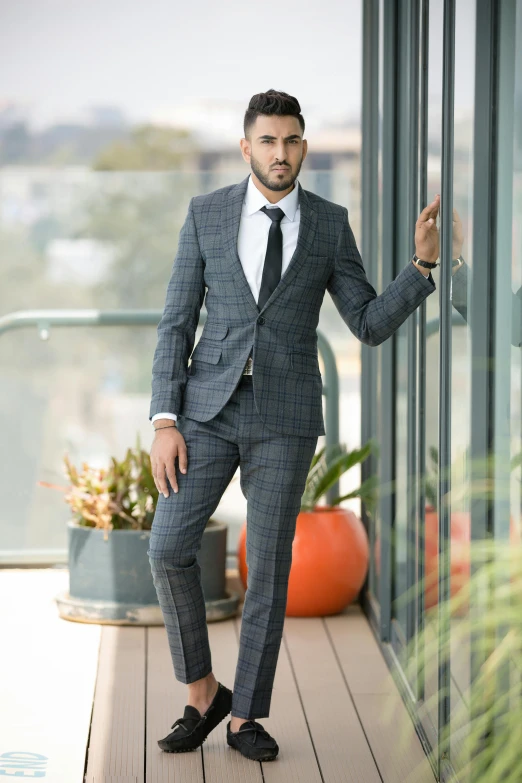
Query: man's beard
250,155,303,192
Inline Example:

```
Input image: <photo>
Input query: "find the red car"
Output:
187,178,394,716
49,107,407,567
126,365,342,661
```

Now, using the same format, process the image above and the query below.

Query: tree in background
92,123,199,171
76,125,203,393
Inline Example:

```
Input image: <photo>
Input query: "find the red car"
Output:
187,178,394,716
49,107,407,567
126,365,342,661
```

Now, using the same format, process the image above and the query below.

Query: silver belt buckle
242,355,253,375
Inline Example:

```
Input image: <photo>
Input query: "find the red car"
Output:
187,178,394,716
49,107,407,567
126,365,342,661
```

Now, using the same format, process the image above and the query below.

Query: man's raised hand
415,193,440,263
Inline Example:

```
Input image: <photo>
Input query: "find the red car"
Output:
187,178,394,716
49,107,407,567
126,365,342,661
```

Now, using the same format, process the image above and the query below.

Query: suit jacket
149,174,436,437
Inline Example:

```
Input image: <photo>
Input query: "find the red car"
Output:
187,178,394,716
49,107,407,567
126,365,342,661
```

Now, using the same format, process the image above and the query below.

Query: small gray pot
55,519,239,625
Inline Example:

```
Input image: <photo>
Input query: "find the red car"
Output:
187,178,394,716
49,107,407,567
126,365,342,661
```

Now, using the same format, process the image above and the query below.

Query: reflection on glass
511,4,522,596
370,0,385,603
446,0,476,770
422,0,444,740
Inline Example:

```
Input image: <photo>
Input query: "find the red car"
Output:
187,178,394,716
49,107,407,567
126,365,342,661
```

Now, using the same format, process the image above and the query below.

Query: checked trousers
147,373,318,719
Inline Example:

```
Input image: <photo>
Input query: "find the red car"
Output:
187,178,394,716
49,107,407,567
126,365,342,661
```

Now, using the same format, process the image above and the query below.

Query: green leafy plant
424,444,474,510
385,537,522,782
38,432,158,540
380,444,522,782
423,443,522,512
300,438,380,513
39,431,240,541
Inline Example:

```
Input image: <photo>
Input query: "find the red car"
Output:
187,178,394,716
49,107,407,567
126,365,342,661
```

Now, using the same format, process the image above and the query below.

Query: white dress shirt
152,173,301,425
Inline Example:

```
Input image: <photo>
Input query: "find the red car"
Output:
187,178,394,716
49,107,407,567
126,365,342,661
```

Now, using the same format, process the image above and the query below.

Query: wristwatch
412,253,439,269
452,255,464,269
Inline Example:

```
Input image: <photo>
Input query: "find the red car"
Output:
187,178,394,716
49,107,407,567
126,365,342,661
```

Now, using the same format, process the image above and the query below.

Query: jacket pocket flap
201,322,229,340
190,341,222,364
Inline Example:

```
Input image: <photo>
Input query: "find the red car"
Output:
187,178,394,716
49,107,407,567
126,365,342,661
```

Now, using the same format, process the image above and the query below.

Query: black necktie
258,205,285,310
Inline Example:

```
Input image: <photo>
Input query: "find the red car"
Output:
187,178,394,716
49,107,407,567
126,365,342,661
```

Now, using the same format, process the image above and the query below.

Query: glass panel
393,3,414,647
507,6,522,767
510,5,522,555
0,171,201,560
448,0,476,770
0,168,360,563
370,0,385,604
422,0,444,739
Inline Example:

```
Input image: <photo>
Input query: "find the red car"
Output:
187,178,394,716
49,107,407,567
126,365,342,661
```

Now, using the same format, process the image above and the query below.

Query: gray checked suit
147,174,436,719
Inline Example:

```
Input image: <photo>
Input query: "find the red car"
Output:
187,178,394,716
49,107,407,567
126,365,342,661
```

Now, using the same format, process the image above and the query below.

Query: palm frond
300,439,377,511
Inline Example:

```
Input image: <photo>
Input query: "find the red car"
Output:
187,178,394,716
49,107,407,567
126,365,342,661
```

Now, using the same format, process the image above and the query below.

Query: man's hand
151,427,188,498
415,194,440,263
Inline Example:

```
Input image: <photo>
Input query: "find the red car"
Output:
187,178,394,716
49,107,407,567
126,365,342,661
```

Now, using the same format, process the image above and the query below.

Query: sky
0,0,362,134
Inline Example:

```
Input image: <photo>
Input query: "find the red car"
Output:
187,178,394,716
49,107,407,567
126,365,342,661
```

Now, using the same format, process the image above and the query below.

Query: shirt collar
244,172,300,221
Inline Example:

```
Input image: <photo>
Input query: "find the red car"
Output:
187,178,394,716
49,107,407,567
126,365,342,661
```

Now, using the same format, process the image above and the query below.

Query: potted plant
237,439,379,616
38,432,240,625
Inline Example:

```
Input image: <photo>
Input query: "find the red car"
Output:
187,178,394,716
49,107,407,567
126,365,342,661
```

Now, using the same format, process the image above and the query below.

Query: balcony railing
0,308,341,565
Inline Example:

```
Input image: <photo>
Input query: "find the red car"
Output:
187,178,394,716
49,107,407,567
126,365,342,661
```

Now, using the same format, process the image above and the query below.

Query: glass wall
0,169,360,564
509,4,522,548
419,0,444,747
448,0,476,770
0,0,364,567
368,0,385,616
361,1,522,780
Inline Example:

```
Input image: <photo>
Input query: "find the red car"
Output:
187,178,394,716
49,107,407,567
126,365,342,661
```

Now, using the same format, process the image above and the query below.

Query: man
147,89,440,762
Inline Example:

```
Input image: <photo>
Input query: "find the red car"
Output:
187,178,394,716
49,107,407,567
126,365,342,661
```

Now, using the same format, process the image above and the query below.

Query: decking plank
85,626,146,783
326,605,436,783
283,613,382,782
146,626,203,783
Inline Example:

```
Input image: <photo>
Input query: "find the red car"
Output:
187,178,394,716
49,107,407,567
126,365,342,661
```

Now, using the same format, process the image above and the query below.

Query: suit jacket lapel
221,175,318,316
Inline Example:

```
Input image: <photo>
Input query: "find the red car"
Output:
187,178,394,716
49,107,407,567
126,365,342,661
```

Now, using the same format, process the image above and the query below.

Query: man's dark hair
244,89,305,139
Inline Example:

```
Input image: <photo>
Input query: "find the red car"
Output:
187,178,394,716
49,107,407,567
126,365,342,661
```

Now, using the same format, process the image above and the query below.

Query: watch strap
412,253,439,269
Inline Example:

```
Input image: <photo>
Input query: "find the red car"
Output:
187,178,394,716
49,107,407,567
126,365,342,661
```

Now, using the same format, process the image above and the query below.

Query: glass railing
0,168,360,564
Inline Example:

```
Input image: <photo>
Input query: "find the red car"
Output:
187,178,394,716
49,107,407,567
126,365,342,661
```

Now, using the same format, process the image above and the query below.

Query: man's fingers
417,201,435,222
153,462,170,498
166,466,178,494
177,443,188,474
417,194,440,224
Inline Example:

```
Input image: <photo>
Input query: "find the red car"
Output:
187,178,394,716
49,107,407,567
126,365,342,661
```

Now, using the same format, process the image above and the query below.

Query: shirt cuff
151,412,178,424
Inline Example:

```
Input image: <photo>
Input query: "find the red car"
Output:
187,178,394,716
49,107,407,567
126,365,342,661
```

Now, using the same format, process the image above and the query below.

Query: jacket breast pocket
290,350,320,375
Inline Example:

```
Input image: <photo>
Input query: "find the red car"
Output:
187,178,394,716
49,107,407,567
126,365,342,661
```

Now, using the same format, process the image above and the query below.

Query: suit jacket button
257,316,265,324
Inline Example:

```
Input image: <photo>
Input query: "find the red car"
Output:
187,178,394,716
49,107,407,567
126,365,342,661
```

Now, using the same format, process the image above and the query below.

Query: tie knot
260,205,285,223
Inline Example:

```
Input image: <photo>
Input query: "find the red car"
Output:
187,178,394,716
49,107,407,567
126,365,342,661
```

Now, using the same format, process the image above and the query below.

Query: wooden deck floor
0,568,436,783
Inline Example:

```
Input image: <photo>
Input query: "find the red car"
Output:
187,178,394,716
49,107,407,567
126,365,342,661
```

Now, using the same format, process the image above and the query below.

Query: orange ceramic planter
237,505,369,617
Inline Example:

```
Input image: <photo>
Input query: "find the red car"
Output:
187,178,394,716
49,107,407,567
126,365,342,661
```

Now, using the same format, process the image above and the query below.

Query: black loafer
158,682,232,753
226,719,279,761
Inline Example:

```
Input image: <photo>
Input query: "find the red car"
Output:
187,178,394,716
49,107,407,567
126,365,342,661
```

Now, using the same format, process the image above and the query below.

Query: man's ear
239,138,251,164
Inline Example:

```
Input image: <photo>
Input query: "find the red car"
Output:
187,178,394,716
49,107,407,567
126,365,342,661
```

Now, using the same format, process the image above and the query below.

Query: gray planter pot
55,519,239,625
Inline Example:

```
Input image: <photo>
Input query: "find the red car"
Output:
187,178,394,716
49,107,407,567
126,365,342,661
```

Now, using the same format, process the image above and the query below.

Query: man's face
240,115,307,193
